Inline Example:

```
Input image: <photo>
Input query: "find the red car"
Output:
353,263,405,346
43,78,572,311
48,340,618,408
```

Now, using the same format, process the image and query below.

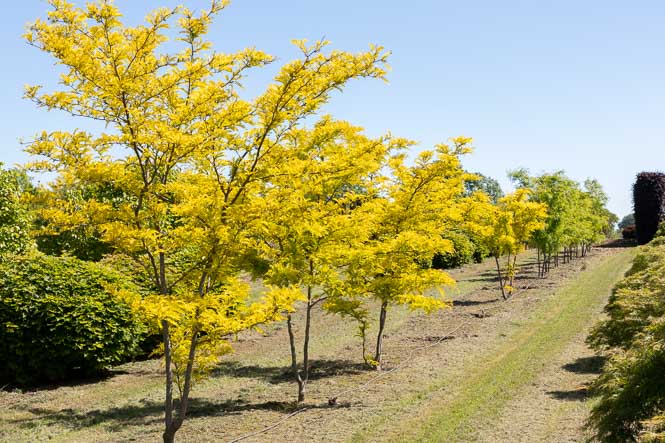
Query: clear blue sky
2,0,665,218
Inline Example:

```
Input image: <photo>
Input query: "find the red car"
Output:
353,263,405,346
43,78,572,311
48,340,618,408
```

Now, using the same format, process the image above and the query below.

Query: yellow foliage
23,0,392,406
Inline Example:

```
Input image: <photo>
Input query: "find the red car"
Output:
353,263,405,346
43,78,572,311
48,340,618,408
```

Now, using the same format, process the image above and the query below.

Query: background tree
0,164,33,257
464,172,504,203
618,213,635,230
32,180,118,261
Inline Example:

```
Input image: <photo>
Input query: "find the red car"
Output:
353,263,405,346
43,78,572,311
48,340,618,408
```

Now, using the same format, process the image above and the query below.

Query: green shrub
469,234,490,263
432,230,476,269
588,228,665,441
0,166,32,256
0,254,146,386
590,345,665,443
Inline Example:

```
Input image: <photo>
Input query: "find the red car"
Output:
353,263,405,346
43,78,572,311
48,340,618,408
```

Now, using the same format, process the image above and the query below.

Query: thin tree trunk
159,248,177,443
510,254,518,291
286,314,305,402
374,301,389,370
162,320,175,443
360,321,369,365
300,286,314,403
176,328,198,423
494,255,507,300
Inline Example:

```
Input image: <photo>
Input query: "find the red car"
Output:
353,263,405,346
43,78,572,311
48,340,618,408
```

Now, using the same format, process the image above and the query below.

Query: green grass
352,249,635,442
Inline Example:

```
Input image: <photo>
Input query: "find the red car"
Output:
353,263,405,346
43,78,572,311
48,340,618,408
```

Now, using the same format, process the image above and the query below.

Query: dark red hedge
633,172,665,245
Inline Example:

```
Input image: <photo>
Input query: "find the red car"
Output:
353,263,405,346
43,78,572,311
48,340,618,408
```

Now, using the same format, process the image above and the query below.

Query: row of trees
509,169,617,277
8,2,615,441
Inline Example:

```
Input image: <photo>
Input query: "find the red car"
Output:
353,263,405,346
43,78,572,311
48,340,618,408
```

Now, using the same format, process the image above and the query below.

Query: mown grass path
353,248,634,442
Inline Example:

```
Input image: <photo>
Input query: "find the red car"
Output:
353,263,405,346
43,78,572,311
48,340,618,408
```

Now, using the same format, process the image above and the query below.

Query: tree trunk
286,314,305,402
300,286,314,402
162,320,175,443
509,254,518,292
360,321,369,365
494,255,507,300
163,429,176,443
374,301,389,370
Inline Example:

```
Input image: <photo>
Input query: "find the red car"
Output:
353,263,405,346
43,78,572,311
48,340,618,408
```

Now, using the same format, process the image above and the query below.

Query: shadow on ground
547,387,590,401
545,356,606,402
562,356,605,374
6,396,338,433
599,239,637,248
214,358,369,384
453,298,501,307
1,369,133,393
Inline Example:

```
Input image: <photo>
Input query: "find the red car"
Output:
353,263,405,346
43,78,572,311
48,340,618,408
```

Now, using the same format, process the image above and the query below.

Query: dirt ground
477,334,601,443
0,246,629,443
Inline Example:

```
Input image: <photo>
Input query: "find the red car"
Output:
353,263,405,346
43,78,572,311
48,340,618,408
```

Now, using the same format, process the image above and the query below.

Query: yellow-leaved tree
345,137,475,370
247,117,398,402
24,1,390,441
471,189,547,299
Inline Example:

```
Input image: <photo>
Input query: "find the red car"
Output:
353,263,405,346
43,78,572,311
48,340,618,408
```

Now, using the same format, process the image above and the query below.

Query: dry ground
0,246,633,443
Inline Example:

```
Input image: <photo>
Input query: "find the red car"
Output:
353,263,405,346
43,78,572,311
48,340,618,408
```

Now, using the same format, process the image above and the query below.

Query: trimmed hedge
633,172,665,245
0,254,145,386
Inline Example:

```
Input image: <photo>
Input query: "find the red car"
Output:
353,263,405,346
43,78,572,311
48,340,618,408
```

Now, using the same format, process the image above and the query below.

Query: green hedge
432,230,476,269
588,224,665,441
0,254,146,386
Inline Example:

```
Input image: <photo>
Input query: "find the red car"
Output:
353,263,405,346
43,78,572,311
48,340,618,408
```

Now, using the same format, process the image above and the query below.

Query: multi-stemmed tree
249,117,397,401
345,138,475,370
472,190,547,299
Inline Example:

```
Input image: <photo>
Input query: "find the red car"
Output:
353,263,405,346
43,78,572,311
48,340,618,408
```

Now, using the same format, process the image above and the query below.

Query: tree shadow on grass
452,298,500,307
7,396,335,433
547,386,590,401
461,262,538,285
562,356,606,374
1,369,132,393
546,356,606,402
462,271,499,284
213,359,369,384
